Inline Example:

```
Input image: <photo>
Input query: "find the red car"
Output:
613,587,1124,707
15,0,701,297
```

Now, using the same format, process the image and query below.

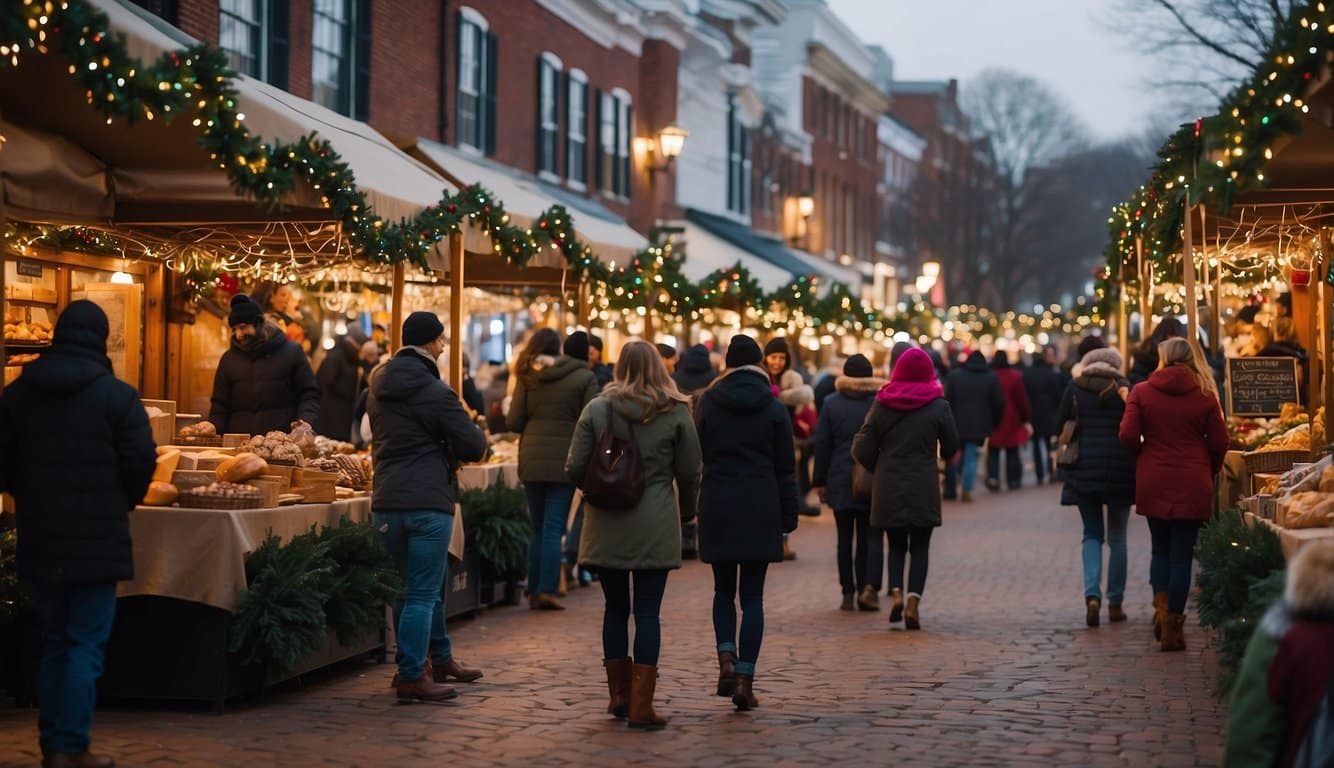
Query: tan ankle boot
857,585,880,611
1152,593,1169,640
732,673,758,711
888,588,904,623
716,651,736,697
1160,613,1187,652
904,594,921,630
603,657,632,719
628,663,667,730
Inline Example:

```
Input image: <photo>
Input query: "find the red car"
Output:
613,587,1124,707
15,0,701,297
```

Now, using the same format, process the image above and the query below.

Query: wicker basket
170,470,218,492
175,435,224,447
1243,449,1312,474
177,490,264,510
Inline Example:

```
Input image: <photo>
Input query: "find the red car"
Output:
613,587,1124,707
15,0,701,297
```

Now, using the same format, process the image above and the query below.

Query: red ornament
215,273,239,296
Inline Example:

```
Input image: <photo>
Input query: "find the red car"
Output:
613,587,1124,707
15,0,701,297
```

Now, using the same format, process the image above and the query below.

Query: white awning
783,248,864,291
680,222,792,292
0,119,111,224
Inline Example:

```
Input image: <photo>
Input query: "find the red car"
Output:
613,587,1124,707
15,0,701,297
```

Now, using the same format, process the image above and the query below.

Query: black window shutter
622,102,633,198
454,9,467,146
554,69,564,177
484,31,499,155
562,72,572,180
536,57,547,173
266,0,290,90
593,88,603,190
353,0,372,121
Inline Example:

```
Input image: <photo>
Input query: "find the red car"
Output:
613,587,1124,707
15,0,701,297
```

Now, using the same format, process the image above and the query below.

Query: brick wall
801,75,880,265
174,0,218,43
366,0,441,138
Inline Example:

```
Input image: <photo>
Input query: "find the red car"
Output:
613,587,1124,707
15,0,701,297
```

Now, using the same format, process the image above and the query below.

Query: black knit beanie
402,311,445,347
725,335,763,368
228,293,265,328
563,331,590,362
843,354,874,378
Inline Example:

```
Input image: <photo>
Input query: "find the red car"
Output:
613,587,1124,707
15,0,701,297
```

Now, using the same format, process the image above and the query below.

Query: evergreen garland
1193,509,1285,631
1215,568,1286,696
230,532,333,675
460,480,531,582
317,518,403,646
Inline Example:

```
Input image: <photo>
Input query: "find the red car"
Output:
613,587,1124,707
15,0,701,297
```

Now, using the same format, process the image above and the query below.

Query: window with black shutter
266,0,289,89
597,89,631,199
455,10,494,152
353,0,372,121
311,0,354,115
537,54,562,178
219,0,265,78
726,96,750,216
567,71,588,188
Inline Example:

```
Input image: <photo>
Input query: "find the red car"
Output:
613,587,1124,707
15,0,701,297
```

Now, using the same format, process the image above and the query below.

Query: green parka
565,395,701,570
509,354,598,484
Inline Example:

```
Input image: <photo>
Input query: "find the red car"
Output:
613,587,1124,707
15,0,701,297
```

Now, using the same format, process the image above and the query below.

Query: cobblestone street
0,485,1227,767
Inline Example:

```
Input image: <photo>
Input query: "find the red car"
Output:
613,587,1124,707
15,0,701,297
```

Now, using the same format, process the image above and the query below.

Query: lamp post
791,192,815,249
646,124,688,175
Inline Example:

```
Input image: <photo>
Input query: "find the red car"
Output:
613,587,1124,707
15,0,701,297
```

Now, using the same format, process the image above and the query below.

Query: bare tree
1104,0,1296,111
962,69,1090,308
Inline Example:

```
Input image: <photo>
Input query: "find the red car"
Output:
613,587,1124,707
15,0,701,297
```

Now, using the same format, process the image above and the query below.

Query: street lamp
921,260,940,280
647,124,688,174
797,193,815,218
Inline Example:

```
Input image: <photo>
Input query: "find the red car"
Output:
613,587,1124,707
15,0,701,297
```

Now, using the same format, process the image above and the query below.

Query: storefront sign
15,260,43,278
1227,357,1300,416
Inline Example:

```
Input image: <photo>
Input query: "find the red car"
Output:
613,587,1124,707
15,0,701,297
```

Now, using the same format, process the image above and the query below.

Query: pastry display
313,435,356,458
242,431,305,464
3,320,52,345
178,421,218,438
215,453,268,482
181,481,262,500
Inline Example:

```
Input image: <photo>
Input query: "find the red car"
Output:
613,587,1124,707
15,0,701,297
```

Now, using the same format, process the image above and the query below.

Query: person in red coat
1118,337,1228,652
986,351,1032,491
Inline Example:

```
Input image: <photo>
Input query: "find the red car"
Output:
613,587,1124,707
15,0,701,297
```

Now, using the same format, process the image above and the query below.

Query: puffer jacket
812,375,885,512
1058,364,1136,507
209,322,320,435
509,355,598,484
671,344,717,394
853,398,960,529
945,352,1004,442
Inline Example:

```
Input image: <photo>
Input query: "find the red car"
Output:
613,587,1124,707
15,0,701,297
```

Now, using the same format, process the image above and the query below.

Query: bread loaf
143,481,179,506
153,449,181,483
216,453,268,482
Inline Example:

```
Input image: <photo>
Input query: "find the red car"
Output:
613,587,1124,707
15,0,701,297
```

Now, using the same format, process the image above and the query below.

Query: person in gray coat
811,354,885,612
854,347,960,630
509,328,598,610
566,341,702,731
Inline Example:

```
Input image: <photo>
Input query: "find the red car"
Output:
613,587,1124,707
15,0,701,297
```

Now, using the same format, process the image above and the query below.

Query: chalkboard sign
1226,357,1300,416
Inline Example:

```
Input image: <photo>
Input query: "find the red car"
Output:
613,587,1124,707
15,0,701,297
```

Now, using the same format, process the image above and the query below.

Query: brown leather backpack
581,400,645,510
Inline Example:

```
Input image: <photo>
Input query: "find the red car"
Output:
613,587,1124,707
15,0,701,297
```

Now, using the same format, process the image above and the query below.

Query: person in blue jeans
367,312,488,702
943,351,1003,503
509,329,597,610
1058,346,1137,627
1,301,157,767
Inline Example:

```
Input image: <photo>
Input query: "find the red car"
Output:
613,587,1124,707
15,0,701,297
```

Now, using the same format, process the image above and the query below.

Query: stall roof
684,209,857,291
680,218,793,293
408,139,646,264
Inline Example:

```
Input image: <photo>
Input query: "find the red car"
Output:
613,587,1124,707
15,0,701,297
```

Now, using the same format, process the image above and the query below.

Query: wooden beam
390,262,405,352
1183,202,1199,344
449,232,465,395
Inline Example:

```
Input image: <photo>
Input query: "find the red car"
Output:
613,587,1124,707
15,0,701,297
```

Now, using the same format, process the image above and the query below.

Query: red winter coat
1118,365,1228,521
988,368,1032,448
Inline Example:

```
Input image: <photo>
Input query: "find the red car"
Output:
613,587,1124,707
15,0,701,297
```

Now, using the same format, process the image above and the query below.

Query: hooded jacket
316,336,365,441
209,322,320,436
1119,365,1228,521
565,394,702,570
509,354,598,484
694,367,800,563
1224,541,1334,768
1,301,157,584
812,375,886,512
1023,360,1068,438
367,349,487,512
671,344,717,395
944,352,1004,442
1057,364,1135,506
853,349,960,529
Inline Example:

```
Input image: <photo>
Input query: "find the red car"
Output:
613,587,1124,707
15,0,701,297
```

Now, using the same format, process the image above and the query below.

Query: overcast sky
826,0,1162,141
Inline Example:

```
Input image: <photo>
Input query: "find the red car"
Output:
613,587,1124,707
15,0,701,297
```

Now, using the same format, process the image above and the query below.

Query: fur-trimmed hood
1287,539,1334,616
834,375,888,399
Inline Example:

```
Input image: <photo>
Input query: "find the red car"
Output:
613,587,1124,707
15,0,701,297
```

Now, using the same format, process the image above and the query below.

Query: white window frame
613,87,632,200
219,0,266,80
311,0,352,115
726,95,751,218
566,68,588,191
537,52,563,182
457,7,489,153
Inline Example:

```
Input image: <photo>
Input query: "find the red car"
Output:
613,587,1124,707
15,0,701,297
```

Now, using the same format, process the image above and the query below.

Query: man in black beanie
368,311,488,702
209,293,319,436
588,334,614,390
1,300,157,767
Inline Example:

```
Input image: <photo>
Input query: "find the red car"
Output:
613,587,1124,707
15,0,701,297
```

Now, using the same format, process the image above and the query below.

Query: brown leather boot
1160,613,1187,652
534,593,566,611
43,752,115,768
603,657,632,719
1108,603,1127,623
904,594,921,630
716,651,737,697
396,673,458,702
1152,593,1169,640
1086,597,1101,628
628,663,667,730
732,673,759,711
433,657,483,683
857,585,880,611
888,588,904,623
782,539,796,561
840,594,855,611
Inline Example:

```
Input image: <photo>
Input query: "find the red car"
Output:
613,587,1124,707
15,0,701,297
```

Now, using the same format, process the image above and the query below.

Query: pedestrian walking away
853,347,960,630
367,311,489,703
1056,347,1135,627
509,328,598,610
1119,337,1228,651
986,351,1032,491
566,340,702,730
1023,346,1067,485
811,354,885,612
671,343,718,396
0,300,157,768
943,351,1003,502
695,335,800,711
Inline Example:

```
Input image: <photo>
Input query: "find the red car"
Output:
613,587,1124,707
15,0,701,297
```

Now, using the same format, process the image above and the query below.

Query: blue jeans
959,442,981,493
524,482,575,595
1077,501,1130,604
376,509,454,682
597,568,669,665
37,581,117,756
1147,517,1203,614
712,562,769,676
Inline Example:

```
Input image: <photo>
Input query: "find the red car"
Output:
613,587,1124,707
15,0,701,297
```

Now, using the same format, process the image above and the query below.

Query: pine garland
460,480,531,582
1194,509,1285,630
1215,568,1286,696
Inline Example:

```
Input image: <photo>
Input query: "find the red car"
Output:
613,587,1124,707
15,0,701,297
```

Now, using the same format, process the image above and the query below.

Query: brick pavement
0,485,1227,767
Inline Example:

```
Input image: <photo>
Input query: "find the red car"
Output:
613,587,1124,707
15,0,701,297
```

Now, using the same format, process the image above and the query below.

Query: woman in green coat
566,341,702,732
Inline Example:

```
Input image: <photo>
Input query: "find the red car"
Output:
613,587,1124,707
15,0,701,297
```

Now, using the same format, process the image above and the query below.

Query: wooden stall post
1116,277,1130,369
449,231,465,395
1183,202,1199,344
1137,236,1151,342
390,263,405,351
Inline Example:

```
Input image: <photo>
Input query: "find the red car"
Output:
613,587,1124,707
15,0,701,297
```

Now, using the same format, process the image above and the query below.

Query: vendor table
458,461,519,491
1245,512,1334,559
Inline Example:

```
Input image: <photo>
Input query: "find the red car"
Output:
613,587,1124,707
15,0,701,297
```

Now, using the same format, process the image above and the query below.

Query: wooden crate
289,468,337,503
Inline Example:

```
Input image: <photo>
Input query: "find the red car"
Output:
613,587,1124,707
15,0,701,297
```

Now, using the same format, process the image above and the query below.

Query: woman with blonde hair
566,340,702,731
1119,337,1228,651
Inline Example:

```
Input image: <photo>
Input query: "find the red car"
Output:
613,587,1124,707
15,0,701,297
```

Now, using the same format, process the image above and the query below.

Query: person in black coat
589,334,615,390
942,351,1003,501
672,343,717,395
0,300,156,766
695,335,799,712
1022,347,1068,485
209,293,320,436
812,355,885,612
316,326,369,441
1128,317,1185,386
853,347,960,630
1056,347,1136,628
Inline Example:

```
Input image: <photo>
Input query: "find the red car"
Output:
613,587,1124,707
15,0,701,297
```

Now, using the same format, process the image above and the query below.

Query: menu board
1226,357,1300,416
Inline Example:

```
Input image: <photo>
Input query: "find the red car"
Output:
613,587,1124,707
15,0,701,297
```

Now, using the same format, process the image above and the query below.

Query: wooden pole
449,231,465,395
1205,205,1221,358
1309,238,1322,422
1136,236,1151,342
1322,231,1333,451
1117,278,1130,371
390,262,405,352
1183,202,1199,344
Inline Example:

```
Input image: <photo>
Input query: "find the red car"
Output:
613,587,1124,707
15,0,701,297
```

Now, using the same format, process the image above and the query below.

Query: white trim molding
459,5,488,31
